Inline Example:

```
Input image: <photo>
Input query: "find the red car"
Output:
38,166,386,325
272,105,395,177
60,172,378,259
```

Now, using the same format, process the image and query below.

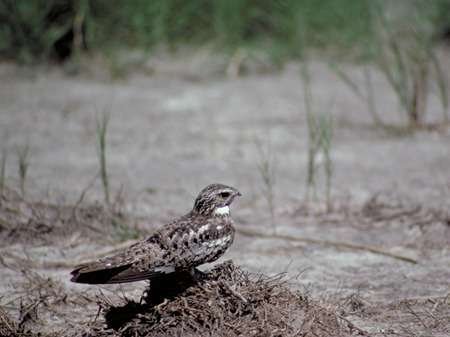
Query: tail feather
70,264,166,284
70,264,132,284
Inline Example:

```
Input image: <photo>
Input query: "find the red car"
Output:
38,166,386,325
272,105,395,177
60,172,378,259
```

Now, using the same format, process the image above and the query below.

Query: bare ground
0,53,450,336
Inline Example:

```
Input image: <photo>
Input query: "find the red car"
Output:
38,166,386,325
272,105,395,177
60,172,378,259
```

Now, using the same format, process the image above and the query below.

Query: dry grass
0,305,20,337
16,144,30,199
96,111,111,206
332,2,449,130
82,261,356,337
0,186,141,246
0,262,361,337
255,137,277,232
301,61,335,209
0,149,6,198
0,268,93,337
0,190,449,336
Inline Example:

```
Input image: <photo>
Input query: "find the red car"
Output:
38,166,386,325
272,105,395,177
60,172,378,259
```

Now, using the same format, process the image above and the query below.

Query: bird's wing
159,215,235,268
70,236,169,284
70,216,233,284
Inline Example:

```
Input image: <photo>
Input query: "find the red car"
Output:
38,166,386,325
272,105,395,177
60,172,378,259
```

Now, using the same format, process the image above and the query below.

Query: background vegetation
1,0,449,64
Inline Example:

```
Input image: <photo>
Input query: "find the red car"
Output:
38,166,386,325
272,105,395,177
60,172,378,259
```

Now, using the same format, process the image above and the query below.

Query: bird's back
160,212,235,268
71,212,235,284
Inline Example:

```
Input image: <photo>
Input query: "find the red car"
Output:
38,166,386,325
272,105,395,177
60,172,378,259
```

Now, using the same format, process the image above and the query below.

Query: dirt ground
0,52,450,336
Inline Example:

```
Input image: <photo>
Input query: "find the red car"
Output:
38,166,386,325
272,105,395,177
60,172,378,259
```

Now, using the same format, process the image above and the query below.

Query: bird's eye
220,192,231,198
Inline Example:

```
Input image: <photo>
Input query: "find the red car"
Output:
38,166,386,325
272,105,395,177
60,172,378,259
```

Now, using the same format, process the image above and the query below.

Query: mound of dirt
81,261,358,337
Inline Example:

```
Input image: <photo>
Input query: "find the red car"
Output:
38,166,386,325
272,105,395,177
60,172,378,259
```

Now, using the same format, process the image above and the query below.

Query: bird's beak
223,189,241,207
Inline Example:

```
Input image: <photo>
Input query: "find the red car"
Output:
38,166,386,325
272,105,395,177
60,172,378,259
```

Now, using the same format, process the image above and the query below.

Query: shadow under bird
70,184,241,284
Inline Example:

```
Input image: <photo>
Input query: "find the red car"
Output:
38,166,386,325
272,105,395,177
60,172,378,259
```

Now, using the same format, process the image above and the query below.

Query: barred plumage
70,184,241,284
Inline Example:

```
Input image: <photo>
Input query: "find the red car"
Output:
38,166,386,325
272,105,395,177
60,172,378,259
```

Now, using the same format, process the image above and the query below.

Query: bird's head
193,184,241,217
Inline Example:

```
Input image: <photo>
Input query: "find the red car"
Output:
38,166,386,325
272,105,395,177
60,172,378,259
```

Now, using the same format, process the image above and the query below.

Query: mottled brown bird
70,184,241,284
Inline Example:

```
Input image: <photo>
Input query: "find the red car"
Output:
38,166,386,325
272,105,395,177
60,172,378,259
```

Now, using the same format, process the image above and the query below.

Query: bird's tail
70,264,133,284
70,263,165,284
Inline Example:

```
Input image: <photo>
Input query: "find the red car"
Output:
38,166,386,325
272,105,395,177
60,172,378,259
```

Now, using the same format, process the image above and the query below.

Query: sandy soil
0,54,449,336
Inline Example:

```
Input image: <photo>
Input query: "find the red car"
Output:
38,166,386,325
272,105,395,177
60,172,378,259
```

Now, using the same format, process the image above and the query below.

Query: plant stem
17,143,29,198
96,112,111,205
0,149,7,197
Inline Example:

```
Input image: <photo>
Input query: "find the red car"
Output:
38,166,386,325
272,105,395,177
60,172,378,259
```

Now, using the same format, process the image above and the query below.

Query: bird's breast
187,219,235,264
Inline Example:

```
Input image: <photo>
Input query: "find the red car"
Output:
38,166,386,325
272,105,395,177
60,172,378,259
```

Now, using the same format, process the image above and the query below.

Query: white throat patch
215,206,230,216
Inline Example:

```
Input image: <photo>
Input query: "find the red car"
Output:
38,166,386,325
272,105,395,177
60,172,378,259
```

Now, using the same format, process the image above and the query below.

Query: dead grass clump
396,295,450,334
366,295,450,336
361,192,450,249
0,305,20,337
83,261,355,337
0,271,68,337
0,187,140,246
340,292,369,315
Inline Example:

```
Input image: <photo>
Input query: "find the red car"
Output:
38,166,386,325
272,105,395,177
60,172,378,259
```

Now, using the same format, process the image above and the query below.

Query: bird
70,183,241,284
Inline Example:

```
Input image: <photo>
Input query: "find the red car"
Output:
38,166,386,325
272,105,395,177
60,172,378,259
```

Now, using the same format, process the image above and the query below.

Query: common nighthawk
70,183,241,284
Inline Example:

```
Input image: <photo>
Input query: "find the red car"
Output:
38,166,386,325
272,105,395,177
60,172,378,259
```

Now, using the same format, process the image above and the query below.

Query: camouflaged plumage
70,184,241,284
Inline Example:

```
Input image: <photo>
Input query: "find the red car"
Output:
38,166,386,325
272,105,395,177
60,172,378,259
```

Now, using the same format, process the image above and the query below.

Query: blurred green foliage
0,0,70,62
0,0,448,63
